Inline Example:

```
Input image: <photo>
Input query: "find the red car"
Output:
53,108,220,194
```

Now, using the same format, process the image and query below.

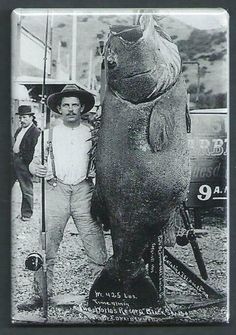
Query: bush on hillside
177,29,227,61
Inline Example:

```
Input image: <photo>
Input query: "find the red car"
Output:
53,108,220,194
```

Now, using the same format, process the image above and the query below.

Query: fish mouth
117,35,144,47
110,25,144,46
123,69,152,79
120,65,158,81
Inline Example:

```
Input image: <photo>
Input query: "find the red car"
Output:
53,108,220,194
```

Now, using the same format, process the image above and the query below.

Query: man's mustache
66,112,77,116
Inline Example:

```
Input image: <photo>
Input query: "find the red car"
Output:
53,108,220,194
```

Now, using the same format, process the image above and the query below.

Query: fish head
105,15,181,103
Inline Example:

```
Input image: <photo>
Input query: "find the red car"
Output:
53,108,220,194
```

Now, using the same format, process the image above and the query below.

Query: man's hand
34,164,48,178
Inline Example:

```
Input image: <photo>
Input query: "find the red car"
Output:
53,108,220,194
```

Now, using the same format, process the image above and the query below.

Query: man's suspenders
48,128,57,179
47,126,93,181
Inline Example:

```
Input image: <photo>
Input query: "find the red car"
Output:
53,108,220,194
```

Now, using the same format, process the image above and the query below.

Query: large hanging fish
89,15,191,309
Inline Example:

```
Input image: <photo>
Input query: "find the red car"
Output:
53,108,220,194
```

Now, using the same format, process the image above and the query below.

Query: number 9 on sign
197,184,212,201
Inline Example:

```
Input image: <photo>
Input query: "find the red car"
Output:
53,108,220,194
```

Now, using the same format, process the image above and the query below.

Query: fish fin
86,115,102,178
91,187,110,231
153,24,173,43
186,104,192,133
148,104,175,152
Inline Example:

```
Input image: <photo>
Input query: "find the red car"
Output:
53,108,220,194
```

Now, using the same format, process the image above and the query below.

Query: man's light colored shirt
13,123,33,153
29,123,92,185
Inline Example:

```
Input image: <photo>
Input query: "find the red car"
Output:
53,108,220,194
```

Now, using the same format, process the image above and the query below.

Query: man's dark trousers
12,154,33,219
12,123,40,218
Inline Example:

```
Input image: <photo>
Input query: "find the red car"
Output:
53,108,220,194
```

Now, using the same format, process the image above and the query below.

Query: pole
41,12,49,321
88,49,93,89
182,61,200,103
12,12,21,79
98,40,106,105
57,40,61,79
71,13,77,81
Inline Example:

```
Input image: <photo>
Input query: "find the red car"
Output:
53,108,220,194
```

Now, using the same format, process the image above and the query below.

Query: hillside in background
176,27,227,108
20,13,227,109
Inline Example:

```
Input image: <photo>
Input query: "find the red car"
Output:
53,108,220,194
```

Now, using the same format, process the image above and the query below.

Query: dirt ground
11,181,228,325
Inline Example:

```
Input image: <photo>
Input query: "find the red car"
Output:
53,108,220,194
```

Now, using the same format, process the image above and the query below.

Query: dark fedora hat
16,105,34,116
47,84,95,114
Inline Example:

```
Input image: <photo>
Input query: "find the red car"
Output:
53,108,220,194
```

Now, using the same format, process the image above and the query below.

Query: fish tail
88,262,160,308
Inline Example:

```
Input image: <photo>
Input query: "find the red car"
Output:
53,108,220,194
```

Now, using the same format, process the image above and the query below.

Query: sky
17,8,229,31
173,14,228,30
166,9,229,30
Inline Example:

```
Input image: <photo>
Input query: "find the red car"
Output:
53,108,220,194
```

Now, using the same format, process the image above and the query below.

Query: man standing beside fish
18,84,107,311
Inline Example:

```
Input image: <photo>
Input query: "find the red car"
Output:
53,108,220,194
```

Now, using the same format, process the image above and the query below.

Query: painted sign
186,109,227,208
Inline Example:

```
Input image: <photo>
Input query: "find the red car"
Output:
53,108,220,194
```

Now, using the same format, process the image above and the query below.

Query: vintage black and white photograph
11,8,229,324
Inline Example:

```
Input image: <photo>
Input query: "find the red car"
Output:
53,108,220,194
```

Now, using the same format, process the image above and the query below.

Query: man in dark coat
12,105,41,221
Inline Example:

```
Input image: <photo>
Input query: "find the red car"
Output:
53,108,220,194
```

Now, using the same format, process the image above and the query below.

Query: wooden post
100,59,106,104
71,13,77,82
88,49,93,89
12,11,21,79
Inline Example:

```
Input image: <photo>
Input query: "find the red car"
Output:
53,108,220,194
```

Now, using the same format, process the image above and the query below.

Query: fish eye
107,61,117,69
107,57,117,69
106,48,117,69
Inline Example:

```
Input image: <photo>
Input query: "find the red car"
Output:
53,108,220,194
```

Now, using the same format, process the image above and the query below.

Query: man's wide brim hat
47,84,95,114
16,105,34,116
